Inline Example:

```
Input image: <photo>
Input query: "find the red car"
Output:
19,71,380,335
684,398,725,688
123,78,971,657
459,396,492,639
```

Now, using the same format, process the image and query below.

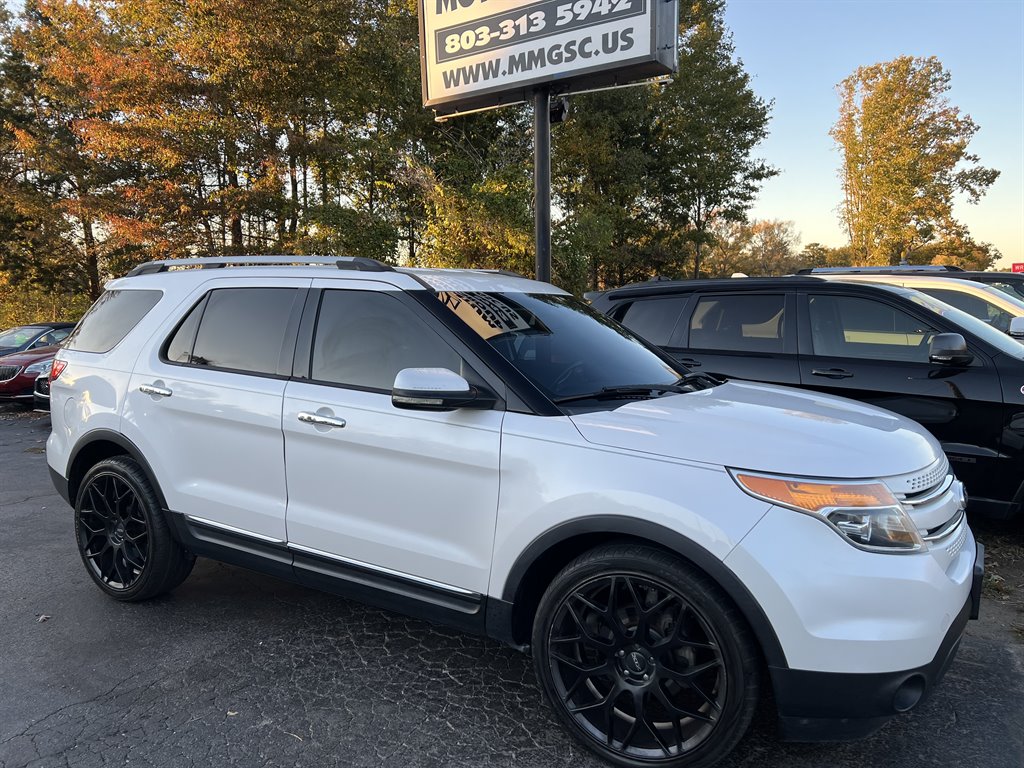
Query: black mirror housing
929,333,973,366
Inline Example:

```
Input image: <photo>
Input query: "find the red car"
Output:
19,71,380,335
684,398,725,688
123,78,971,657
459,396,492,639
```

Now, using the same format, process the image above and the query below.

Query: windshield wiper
553,384,688,406
552,373,722,406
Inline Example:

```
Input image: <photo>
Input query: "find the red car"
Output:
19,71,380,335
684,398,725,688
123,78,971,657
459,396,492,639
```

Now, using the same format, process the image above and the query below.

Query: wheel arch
67,429,168,512
491,516,788,668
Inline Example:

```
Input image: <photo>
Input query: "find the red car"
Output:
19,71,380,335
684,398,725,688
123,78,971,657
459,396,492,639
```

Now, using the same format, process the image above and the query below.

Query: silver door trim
184,514,286,545
287,543,477,597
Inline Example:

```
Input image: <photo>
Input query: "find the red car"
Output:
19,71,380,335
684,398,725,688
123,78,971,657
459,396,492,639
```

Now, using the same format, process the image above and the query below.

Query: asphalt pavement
1,407,1022,768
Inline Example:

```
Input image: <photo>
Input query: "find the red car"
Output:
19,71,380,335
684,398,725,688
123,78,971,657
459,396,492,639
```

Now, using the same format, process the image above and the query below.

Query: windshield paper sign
420,0,677,114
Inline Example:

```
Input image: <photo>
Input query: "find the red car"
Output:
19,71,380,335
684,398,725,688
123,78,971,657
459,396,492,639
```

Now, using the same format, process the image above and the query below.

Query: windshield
435,291,683,400
0,326,45,348
907,292,1024,359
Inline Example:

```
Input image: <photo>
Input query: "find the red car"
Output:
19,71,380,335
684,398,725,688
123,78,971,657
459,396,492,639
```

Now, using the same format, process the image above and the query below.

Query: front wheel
532,544,760,768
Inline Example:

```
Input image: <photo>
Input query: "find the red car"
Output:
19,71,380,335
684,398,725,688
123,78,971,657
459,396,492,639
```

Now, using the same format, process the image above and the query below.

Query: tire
532,544,760,768
74,456,195,601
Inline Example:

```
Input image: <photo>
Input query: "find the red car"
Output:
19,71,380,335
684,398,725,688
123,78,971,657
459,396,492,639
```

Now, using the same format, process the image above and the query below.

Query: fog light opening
892,674,927,713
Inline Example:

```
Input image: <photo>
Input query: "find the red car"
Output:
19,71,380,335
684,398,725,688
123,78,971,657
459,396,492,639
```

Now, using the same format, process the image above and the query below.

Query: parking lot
1,405,1021,768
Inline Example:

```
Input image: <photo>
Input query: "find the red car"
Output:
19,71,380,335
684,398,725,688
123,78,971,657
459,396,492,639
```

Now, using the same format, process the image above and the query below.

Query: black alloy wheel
75,456,195,601
533,545,759,768
78,471,151,590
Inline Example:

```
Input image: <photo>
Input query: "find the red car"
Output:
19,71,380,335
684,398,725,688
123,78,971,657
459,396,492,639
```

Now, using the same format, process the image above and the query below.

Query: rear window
688,294,785,353
619,297,687,347
63,290,162,353
185,288,299,376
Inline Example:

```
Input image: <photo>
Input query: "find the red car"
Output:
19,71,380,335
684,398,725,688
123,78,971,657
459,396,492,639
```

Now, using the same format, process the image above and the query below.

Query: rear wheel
75,456,195,601
532,544,759,768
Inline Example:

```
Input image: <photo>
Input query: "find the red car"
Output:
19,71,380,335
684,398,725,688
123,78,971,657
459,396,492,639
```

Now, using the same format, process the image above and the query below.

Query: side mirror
1009,316,1024,339
392,368,495,412
929,333,973,366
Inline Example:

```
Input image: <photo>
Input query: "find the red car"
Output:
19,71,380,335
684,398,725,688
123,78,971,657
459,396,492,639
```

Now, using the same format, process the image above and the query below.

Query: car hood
0,345,60,366
568,380,940,479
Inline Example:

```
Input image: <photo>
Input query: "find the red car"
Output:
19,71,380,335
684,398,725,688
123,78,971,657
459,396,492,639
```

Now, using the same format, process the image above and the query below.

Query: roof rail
470,269,531,279
796,265,964,275
125,256,394,277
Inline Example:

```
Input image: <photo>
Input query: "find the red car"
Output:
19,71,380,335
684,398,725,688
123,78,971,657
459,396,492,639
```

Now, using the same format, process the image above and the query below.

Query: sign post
1012,263,1024,274
534,87,552,283
419,0,679,281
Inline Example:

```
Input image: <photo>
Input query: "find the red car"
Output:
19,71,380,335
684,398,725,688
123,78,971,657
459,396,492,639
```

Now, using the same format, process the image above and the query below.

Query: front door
282,283,503,599
797,291,1004,494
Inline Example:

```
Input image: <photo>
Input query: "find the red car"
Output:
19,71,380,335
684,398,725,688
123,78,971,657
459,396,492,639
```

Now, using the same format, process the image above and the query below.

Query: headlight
25,359,53,376
731,471,924,554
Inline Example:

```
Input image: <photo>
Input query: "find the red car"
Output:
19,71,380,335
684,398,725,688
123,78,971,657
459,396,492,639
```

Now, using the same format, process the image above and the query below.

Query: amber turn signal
733,474,898,513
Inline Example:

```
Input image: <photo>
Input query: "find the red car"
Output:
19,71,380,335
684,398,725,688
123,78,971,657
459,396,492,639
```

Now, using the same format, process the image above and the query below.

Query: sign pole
534,87,552,284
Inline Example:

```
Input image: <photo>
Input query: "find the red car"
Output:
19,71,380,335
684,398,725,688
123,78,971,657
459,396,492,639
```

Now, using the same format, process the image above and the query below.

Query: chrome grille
946,523,968,559
885,456,964,541
0,365,19,381
906,460,947,492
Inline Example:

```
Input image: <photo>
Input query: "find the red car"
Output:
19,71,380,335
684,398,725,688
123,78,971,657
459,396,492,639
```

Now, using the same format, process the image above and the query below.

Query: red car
0,345,61,405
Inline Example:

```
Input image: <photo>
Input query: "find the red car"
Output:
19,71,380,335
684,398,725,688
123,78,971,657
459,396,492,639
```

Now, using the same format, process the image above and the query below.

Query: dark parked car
591,276,1024,519
0,323,75,356
0,345,61,405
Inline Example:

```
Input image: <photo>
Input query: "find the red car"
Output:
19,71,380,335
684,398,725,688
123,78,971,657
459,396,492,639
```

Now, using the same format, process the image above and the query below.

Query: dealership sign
419,0,679,116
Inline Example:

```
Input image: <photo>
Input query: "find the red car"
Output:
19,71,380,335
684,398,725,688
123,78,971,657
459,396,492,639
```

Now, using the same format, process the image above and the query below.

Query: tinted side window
988,280,1024,302
688,294,785,353
312,290,462,391
190,288,298,375
63,290,162,353
808,295,936,362
164,297,207,364
619,297,687,347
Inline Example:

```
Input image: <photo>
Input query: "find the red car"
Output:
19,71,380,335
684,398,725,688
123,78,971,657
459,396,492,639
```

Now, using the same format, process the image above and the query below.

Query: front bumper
773,541,984,741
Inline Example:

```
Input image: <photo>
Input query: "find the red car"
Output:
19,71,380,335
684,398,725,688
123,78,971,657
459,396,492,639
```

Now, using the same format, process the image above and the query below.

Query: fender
64,428,169,512
496,515,788,668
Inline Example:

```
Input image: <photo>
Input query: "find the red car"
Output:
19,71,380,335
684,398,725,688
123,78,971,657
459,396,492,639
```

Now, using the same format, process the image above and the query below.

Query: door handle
811,368,854,380
139,384,173,397
298,411,347,429
676,358,702,368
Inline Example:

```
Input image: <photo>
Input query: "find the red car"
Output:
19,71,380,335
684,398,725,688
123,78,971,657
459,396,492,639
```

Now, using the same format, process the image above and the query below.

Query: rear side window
63,290,162,353
688,294,785,353
619,297,687,347
181,288,299,375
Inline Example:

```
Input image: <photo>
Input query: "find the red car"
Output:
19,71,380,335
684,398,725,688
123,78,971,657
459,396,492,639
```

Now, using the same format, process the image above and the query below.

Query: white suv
47,257,983,768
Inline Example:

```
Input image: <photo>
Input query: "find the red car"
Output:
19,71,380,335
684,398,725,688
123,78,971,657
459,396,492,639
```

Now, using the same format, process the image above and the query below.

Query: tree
700,219,801,277
832,56,999,265
655,0,777,279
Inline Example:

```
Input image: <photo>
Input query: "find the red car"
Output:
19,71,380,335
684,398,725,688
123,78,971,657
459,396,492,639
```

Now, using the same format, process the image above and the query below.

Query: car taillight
50,360,67,381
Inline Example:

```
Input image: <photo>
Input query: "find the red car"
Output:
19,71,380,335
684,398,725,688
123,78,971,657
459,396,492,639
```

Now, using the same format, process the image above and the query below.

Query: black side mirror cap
929,333,973,366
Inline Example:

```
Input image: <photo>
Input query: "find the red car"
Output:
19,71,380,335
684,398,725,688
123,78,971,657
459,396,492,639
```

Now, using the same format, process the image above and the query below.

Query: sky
4,0,1022,265
724,0,1024,266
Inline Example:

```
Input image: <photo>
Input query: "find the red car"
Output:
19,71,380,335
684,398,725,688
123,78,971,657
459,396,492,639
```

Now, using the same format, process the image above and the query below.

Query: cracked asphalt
1,407,1022,768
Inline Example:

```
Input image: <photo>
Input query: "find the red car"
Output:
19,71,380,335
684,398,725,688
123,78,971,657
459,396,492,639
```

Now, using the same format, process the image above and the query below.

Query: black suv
590,277,1024,519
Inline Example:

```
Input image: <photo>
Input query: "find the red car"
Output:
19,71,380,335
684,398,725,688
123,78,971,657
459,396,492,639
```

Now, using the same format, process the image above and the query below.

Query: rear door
125,279,309,541
671,291,800,384
796,290,1004,492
